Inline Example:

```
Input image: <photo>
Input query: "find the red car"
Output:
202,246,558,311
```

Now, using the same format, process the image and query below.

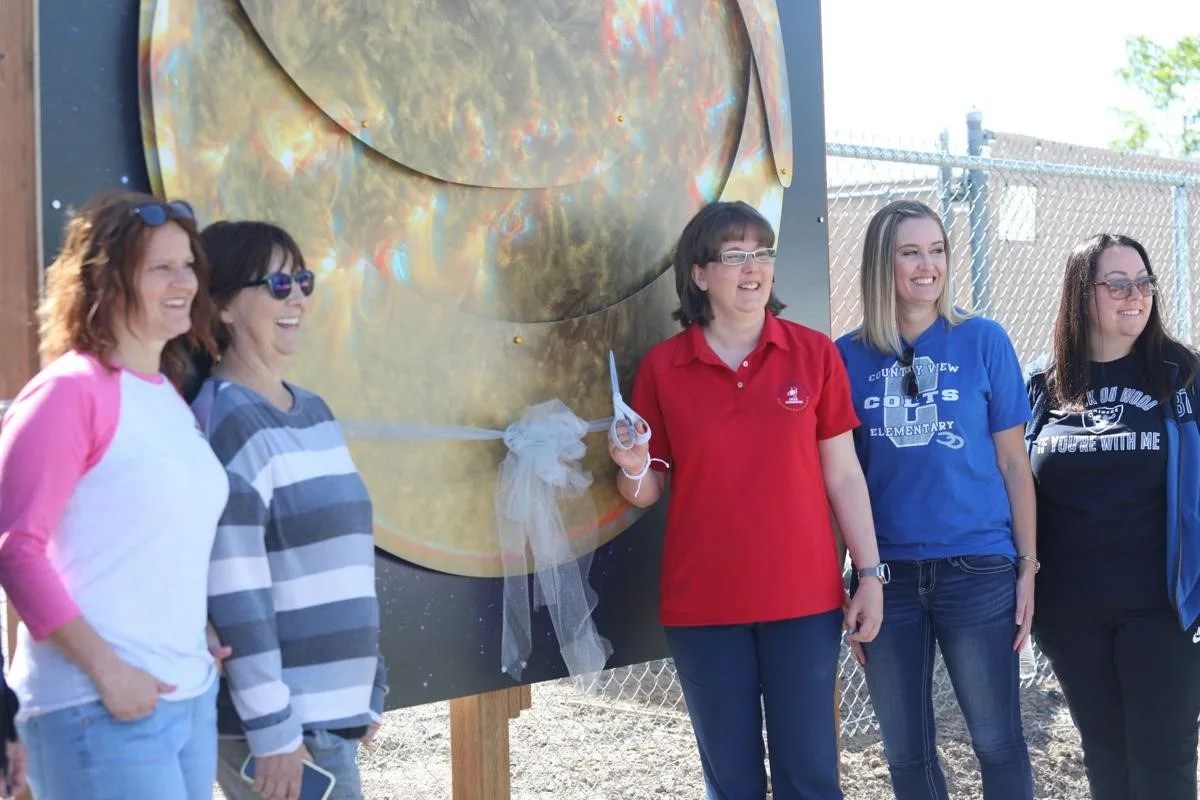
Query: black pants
1035,593,1200,800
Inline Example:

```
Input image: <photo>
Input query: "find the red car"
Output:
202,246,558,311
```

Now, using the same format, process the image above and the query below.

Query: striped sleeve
205,410,302,757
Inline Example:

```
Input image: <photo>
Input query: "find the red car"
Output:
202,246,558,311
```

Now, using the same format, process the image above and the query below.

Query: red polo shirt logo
778,382,810,411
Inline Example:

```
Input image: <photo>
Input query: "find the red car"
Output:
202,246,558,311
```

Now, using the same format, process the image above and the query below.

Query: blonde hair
855,199,971,354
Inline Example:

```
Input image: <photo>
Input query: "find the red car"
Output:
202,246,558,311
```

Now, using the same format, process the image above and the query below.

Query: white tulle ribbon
340,401,615,681
496,400,613,680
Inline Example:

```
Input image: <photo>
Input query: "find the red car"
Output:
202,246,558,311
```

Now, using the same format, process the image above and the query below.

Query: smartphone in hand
240,753,336,800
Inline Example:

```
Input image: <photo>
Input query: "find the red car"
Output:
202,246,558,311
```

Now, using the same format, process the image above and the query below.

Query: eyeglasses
130,201,195,226
897,347,919,400
1093,276,1157,300
244,269,316,300
714,247,776,266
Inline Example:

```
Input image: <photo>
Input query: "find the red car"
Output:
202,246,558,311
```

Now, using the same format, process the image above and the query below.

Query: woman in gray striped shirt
191,221,387,800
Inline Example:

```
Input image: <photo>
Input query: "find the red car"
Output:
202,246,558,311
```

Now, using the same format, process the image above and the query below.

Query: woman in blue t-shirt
1028,233,1200,800
836,200,1036,800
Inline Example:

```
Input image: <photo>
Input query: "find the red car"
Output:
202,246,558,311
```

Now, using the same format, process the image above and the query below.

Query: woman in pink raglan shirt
0,189,230,800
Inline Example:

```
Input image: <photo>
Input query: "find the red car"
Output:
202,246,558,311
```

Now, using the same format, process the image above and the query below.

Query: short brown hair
38,188,217,387
198,220,308,353
671,201,785,327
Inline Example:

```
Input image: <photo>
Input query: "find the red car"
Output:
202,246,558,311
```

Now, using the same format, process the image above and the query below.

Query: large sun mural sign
141,0,792,577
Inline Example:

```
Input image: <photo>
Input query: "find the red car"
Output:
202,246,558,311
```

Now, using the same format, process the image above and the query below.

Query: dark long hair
1048,233,1199,407
670,201,785,327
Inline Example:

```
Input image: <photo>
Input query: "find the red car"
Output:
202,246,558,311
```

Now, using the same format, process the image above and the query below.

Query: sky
820,0,1200,154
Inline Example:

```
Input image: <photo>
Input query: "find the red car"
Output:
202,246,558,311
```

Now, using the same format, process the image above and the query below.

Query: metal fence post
1172,185,1193,343
937,129,955,232
967,111,991,312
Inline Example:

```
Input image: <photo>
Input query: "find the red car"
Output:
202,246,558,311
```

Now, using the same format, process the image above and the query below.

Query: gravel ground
216,670,1102,799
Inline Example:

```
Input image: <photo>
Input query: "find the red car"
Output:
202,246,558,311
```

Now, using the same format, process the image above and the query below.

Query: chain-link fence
826,131,1200,360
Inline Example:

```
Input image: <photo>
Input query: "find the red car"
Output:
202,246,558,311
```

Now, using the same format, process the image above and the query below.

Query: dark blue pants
664,609,843,800
859,556,1032,800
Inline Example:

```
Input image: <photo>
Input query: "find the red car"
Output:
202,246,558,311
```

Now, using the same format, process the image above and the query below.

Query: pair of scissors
609,350,652,450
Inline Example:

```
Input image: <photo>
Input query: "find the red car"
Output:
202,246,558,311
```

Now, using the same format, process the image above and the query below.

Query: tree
1112,35,1200,158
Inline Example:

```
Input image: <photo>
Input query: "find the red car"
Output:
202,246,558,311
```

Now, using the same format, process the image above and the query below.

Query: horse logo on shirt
1083,405,1124,433
777,383,810,412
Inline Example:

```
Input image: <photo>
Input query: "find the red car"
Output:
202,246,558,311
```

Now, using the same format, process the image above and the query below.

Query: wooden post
0,0,40,401
0,5,38,797
450,685,532,800
0,0,37,687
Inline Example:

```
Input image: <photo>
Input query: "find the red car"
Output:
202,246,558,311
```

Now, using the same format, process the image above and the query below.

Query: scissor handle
610,411,652,450
608,349,651,450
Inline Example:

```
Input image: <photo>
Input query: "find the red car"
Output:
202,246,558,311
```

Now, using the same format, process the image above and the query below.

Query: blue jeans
860,556,1032,800
665,609,844,800
217,729,364,800
17,679,218,800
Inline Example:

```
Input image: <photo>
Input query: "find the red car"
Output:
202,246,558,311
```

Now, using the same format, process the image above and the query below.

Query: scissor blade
608,351,620,397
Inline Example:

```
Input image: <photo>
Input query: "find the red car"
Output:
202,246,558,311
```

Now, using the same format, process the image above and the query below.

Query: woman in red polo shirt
609,201,884,800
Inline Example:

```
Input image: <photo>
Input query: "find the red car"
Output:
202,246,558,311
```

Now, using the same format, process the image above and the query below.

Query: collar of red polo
673,312,791,367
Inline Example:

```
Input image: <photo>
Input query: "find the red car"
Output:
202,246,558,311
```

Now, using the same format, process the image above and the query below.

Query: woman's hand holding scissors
609,418,651,475
606,351,667,500
607,350,652,474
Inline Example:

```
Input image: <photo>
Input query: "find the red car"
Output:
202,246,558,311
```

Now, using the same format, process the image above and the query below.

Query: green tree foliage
1112,35,1200,157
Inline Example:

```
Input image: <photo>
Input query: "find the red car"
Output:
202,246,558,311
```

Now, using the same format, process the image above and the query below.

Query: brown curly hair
37,188,218,387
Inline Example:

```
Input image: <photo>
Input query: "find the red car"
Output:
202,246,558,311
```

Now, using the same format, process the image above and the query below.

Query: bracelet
1018,555,1041,573
620,456,668,498
620,457,652,482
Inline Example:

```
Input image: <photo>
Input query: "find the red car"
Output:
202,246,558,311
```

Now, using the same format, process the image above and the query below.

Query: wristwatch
856,563,891,585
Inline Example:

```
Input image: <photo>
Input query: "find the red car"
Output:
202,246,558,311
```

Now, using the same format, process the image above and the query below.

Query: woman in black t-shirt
1027,233,1200,800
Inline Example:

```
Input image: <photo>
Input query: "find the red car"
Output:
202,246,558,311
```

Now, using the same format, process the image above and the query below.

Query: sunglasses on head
130,200,195,226
897,347,919,400
244,269,316,300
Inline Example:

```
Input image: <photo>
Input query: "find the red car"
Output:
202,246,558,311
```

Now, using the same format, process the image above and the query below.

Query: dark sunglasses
130,200,195,226
897,347,919,400
244,269,316,300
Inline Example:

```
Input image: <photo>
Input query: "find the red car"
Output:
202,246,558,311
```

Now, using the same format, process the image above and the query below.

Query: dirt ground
233,672,1100,799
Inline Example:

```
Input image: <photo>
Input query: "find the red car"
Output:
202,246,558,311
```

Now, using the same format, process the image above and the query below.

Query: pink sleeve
0,357,118,640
